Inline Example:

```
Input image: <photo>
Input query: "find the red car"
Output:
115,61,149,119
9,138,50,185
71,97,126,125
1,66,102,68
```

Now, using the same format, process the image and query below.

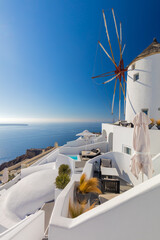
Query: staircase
41,200,54,240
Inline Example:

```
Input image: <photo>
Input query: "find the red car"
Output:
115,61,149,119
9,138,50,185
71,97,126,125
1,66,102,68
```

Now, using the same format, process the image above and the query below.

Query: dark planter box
76,191,91,204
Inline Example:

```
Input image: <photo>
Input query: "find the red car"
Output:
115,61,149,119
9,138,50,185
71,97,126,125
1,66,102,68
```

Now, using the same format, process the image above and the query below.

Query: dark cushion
92,149,98,153
101,158,112,168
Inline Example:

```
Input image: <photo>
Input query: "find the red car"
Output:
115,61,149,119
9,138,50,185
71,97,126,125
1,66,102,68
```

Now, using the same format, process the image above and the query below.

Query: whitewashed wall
0,174,21,191
21,162,56,179
55,154,75,174
126,53,160,122
102,123,160,157
48,174,160,240
59,141,108,155
0,211,44,240
87,152,140,186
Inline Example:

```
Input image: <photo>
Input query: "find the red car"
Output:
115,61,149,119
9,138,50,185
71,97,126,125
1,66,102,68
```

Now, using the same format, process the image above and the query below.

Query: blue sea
0,122,101,164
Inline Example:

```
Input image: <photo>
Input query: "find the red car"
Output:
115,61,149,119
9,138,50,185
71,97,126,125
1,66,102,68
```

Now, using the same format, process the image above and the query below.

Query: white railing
29,141,108,167
64,136,105,147
59,141,108,155
48,173,160,240
64,139,88,147
88,151,160,186
48,174,80,239
21,162,56,179
32,148,60,166
0,210,44,240
152,153,160,176
0,173,21,191
87,152,137,185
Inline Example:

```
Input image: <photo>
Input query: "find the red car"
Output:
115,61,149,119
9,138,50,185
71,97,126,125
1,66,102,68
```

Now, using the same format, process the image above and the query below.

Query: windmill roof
129,38,160,67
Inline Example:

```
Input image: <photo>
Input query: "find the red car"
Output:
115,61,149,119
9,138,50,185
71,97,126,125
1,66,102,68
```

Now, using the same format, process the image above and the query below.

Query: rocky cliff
0,146,53,172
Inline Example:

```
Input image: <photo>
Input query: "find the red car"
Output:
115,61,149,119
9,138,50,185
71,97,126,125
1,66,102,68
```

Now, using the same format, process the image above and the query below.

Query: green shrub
58,164,71,176
55,174,70,189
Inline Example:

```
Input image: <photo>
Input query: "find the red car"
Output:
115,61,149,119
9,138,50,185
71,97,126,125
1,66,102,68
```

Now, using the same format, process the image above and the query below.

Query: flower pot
76,191,91,204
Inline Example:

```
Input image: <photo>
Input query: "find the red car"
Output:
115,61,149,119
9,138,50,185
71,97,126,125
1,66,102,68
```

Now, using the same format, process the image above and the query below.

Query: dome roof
129,38,160,67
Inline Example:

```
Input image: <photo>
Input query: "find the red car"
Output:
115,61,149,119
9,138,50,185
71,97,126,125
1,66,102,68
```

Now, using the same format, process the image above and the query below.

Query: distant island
0,124,28,126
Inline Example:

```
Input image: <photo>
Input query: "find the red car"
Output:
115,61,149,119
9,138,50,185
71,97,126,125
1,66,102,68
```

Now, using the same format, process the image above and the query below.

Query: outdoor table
101,178,120,193
101,166,119,177
100,167,120,193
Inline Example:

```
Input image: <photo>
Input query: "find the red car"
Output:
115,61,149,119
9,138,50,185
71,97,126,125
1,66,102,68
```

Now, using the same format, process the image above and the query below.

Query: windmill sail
92,9,128,120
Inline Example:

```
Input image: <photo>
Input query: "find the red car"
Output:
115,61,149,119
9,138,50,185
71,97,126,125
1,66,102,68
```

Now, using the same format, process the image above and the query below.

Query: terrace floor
99,177,133,204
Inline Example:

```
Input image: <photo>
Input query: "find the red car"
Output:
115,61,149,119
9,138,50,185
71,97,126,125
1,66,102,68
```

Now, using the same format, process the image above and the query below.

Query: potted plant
58,164,71,176
55,164,71,199
76,173,101,204
156,120,160,129
68,199,96,218
55,173,70,189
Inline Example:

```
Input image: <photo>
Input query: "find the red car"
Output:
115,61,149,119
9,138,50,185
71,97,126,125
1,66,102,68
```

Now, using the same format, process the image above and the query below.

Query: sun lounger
81,148,101,158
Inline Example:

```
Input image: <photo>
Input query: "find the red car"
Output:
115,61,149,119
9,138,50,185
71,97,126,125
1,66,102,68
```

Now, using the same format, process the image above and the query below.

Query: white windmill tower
125,38,160,123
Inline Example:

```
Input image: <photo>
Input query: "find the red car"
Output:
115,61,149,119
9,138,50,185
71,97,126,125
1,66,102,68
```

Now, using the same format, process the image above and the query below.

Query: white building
102,39,160,157
126,38,160,122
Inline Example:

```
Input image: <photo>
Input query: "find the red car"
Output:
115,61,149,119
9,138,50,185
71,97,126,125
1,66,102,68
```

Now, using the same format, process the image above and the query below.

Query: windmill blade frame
111,78,117,114
98,41,117,68
112,8,122,61
102,72,121,84
102,10,116,64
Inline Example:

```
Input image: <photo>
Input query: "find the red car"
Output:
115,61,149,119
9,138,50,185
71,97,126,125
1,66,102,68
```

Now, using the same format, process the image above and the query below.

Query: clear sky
0,0,159,123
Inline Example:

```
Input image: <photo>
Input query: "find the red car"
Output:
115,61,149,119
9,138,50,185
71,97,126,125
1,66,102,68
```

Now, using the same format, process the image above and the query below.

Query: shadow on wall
108,132,113,152
109,155,133,185
126,91,136,115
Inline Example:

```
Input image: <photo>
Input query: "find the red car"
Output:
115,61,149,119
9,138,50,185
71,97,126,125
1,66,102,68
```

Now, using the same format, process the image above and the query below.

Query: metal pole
124,81,125,116
119,82,121,120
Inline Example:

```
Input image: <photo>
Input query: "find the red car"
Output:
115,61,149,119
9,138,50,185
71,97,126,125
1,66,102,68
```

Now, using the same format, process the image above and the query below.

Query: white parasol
131,112,153,181
76,130,95,138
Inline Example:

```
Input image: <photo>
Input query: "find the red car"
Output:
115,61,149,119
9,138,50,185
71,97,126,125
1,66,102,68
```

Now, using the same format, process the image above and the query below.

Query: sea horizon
0,122,106,164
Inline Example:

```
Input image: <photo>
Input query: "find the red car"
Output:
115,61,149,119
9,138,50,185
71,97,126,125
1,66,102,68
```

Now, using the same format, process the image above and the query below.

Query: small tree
55,174,70,189
58,164,71,176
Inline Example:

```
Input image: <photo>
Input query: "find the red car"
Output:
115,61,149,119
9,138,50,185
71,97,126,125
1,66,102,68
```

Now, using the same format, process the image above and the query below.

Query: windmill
92,9,128,121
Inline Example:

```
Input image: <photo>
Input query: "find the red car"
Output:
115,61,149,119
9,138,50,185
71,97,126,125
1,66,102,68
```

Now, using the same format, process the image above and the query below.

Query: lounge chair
101,158,112,168
81,148,101,159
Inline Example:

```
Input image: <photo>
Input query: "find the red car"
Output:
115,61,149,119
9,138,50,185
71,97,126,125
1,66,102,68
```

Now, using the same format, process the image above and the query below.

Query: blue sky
0,0,159,123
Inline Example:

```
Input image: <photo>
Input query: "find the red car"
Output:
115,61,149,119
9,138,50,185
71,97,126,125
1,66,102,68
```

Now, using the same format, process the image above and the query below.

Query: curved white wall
126,53,160,122
0,211,44,240
49,174,160,240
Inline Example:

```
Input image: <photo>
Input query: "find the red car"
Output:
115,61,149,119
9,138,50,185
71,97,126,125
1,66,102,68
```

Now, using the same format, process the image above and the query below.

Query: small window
131,63,135,70
142,109,148,115
158,108,160,111
133,73,139,81
123,146,131,155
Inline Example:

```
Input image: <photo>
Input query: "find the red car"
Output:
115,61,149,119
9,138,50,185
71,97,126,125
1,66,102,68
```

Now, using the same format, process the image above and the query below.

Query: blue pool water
69,155,78,161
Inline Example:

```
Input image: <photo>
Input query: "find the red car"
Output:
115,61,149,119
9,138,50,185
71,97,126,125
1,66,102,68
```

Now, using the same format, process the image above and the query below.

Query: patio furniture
101,158,112,168
101,178,120,193
81,148,101,159
101,166,119,178
93,161,101,179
